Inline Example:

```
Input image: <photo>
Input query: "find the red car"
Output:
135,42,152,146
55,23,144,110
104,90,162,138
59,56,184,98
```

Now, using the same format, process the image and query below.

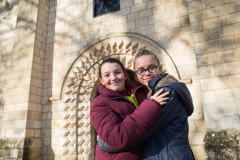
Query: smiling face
100,62,127,92
134,55,162,87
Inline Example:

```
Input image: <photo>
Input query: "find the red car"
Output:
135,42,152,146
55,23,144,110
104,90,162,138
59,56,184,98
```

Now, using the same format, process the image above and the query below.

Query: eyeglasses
135,65,158,75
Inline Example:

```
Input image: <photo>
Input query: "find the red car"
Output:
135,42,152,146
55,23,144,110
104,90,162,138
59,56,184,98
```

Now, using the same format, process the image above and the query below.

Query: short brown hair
133,49,160,69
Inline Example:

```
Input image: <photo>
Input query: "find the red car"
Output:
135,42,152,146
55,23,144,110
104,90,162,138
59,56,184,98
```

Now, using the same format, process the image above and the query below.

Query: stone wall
186,0,240,159
0,0,18,138
1,0,240,159
43,0,205,159
0,0,49,159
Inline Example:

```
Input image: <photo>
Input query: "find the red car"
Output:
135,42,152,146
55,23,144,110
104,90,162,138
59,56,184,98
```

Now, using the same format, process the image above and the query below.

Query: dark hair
133,49,160,69
98,58,126,78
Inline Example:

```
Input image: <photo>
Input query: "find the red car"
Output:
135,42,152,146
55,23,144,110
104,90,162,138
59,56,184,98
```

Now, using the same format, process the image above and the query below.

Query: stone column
0,0,49,159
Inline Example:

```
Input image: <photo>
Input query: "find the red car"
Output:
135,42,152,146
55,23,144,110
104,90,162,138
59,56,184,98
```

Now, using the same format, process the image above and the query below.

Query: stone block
166,47,179,56
219,1,240,15
200,77,229,91
157,39,171,48
121,0,134,8
192,30,210,42
222,23,240,36
134,0,143,5
187,1,202,13
136,17,148,27
196,53,217,67
188,121,196,131
147,0,161,8
174,7,188,18
35,130,41,137
209,27,222,39
92,22,104,31
191,22,202,32
215,61,240,76
139,9,152,18
184,54,197,65
218,36,236,50
203,117,219,130
220,116,240,129
123,21,135,30
138,25,155,35
201,0,224,9
178,44,195,55
198,65,216,79
154,22,168,33
215,88,240,102
171,38,182,47
31,112,42,120
205,39,219,53
189,132,205,145
196,121,206,131
178,64,198,78
161,31,172,40
25,129,34,137
228,74,240,87
172,55,185,66
227,12,240,24
43,138,51,145
114,24,123,32
152,5,165,14
117,16,127,24
207,7,220,18
131,3,147,13
172,26,191,38
201,91,216,104
203,102,239,118
194,42,206,54
34,121,41,129
189,108,204,120
168,19,180,29
160,11,174,21
128,12,138,21
52,112,61,120
216,50,233,63
189,11,208,23
165,2,177,11
203,16,227,30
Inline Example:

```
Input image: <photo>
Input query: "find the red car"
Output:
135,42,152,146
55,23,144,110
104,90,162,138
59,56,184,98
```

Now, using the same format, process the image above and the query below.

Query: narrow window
94,0,120,17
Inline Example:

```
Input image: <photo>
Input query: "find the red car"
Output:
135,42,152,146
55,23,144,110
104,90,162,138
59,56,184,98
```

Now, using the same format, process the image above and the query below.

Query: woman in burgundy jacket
90,58,168,160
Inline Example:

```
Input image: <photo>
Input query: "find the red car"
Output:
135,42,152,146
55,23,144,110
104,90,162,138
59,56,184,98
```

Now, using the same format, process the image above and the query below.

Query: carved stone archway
59,33,188,159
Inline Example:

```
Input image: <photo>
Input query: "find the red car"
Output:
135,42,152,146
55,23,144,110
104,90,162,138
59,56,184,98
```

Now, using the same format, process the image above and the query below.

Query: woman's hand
150,89,169,105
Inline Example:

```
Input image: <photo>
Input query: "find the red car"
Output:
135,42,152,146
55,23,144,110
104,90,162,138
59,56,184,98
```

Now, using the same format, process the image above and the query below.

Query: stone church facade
0,0,240,159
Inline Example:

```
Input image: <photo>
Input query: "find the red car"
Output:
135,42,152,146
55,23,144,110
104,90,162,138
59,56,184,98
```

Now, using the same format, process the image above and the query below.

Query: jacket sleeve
98,87,178,152
123,87,178,151
98,137,120,152
90,97,162,150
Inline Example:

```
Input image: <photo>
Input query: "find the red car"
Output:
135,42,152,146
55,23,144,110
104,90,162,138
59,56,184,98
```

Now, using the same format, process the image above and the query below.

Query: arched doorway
58,33,184,159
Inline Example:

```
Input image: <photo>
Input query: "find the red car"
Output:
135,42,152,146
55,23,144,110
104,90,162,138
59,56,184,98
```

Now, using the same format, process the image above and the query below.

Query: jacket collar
148,73,168,90
99,80,142,99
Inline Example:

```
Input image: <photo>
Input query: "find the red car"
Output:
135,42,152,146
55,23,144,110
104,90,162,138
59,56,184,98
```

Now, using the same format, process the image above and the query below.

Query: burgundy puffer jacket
90,80,162,160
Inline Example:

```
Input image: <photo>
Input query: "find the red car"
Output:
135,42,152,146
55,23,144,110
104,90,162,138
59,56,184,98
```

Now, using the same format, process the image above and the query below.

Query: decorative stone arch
58,33,190,159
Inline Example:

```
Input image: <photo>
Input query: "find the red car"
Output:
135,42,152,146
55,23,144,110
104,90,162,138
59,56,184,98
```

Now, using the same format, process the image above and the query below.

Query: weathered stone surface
204,131,240,160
